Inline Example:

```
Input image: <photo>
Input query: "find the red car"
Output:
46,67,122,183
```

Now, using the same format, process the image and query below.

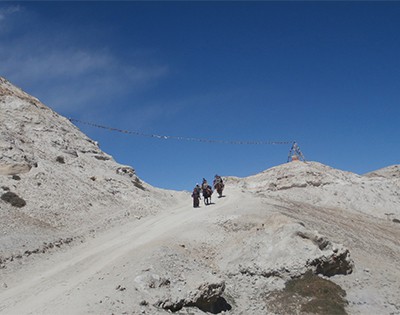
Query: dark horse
203,185,213,205
214,182,224,198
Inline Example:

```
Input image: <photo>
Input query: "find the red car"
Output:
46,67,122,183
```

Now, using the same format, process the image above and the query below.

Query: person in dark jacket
192,185,201,208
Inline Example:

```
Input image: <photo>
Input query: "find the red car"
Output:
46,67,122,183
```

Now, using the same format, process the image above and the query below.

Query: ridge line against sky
0,1,399,190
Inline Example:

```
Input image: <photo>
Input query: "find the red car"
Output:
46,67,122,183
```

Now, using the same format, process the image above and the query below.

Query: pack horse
203,185,213,205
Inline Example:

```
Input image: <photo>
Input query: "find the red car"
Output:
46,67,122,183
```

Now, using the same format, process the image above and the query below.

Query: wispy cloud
0,42,169,112
0,5,20,22
0,4,21,33
0,5,169,114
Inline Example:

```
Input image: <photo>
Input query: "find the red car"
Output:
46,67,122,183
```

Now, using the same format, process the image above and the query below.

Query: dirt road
0,190,238,315
1,196,191,314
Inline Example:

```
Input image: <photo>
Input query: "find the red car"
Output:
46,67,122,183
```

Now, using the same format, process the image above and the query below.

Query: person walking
192,185,201,208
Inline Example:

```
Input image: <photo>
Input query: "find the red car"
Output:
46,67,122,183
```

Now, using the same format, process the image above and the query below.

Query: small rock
115,284,126,291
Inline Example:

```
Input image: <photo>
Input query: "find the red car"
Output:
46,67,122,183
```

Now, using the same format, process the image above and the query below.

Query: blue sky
1,2,399,191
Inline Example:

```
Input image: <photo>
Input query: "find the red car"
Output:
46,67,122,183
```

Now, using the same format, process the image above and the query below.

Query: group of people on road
191,175,225,208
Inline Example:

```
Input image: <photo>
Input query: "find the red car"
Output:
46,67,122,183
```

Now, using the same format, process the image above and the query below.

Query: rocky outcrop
297,231,354,276
218,214,354,282
308,247,353,277
155,281,231,314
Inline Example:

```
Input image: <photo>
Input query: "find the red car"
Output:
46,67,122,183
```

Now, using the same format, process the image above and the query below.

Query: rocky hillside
230,161,400,221
0,77,181,257
0,77,399,315
364,164,400,179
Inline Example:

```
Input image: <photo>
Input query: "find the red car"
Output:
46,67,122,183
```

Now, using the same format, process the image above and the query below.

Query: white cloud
0,39,169,112
0,5,20,21
0,5,21,33
2,47,111,79
0,4,170,119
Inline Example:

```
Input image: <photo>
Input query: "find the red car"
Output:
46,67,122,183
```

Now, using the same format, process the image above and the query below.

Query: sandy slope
0,189,226,315
1,181,399,315
0,193,191,315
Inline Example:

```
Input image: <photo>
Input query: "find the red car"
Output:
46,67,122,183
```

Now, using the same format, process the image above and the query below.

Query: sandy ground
1,182,399,315
0,191,190,314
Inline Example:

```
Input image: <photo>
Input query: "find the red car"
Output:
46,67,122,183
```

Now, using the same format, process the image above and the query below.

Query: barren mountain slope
1,78,399,315
236,161,400,220
0,77,184,259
